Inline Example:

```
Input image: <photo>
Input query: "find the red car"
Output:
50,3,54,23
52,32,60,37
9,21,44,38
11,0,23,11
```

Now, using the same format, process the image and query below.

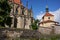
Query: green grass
0,26,5,28
40,34,60,40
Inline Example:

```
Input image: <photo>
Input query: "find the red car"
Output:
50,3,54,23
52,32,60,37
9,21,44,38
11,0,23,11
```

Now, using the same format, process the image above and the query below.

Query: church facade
8,0,34,29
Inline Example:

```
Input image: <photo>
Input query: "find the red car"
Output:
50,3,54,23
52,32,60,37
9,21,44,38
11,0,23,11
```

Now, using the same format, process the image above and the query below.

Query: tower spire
46,0,49,12
30,5,33,15
30,5,32,11
26,1,28,8
30,5,33,17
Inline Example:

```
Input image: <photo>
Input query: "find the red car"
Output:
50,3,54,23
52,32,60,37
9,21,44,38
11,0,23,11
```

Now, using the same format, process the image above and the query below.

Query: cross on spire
46,0,49,12
26,1,28,8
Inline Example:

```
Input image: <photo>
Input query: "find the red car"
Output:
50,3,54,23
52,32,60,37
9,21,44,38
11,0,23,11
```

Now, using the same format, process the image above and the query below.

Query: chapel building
39,5,60,28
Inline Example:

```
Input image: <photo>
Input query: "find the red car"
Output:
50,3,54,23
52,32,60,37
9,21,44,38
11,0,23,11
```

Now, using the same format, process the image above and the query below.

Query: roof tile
44,12,54,16
9,0,22,5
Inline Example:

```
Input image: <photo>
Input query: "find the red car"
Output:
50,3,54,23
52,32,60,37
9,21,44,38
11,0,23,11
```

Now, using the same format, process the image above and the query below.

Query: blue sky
22,0,60,19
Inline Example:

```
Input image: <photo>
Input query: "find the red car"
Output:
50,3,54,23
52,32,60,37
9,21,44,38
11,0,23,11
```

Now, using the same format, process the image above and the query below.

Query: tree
0,0,12,27
31,19,40,30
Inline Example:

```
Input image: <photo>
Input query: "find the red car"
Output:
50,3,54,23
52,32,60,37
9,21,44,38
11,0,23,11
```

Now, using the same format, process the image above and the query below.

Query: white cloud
36,8,60,23
49,8,60,23
36,11,45,20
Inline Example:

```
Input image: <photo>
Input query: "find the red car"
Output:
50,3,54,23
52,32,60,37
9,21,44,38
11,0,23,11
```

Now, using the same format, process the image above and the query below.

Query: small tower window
48,17,50,19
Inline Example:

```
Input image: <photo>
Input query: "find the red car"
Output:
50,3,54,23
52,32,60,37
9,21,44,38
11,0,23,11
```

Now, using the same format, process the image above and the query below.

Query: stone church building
8,0,34,29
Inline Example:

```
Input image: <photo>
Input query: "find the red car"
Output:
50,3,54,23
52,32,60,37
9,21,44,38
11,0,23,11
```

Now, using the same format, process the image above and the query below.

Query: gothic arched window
16,7,18,14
